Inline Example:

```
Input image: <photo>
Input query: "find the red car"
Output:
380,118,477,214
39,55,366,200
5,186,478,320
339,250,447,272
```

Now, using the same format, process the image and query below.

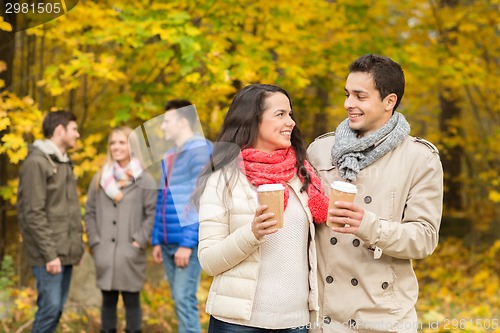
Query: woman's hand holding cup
252,205,279,240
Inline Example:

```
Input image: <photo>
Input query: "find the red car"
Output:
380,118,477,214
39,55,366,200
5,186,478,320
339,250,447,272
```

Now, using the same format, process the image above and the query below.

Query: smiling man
307,54,444,333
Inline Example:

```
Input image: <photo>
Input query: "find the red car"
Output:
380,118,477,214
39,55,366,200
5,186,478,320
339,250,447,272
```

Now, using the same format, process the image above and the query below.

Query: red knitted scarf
240,147,328,224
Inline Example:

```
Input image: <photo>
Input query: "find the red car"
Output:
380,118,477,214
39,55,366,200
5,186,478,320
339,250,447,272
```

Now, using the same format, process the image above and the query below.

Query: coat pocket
124,243,147,270
50,218,70,257
364,261,401,314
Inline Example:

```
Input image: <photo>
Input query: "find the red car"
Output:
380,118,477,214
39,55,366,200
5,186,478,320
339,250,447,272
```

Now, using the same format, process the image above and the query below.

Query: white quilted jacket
198,169,320,324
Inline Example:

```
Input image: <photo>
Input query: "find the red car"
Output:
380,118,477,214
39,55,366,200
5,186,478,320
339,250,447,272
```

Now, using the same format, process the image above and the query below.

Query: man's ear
179,116,190,129
384,93,397,112
52,124,65,138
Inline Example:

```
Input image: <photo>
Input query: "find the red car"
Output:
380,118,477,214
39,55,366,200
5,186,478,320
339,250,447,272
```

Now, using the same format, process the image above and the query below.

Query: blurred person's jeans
161,244,201,333
208,316,309,333
31,265,73,333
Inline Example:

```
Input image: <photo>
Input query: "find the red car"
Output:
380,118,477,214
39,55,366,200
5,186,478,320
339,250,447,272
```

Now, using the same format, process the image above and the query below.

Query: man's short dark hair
164,99,198,130
42,110,77,138
349,54,405,112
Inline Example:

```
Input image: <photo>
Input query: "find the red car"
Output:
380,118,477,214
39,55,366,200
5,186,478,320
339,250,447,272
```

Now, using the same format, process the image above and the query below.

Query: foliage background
0,0,499,332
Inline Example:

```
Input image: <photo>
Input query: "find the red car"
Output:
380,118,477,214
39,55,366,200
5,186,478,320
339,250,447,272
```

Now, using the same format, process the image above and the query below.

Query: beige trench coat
307,133,443,333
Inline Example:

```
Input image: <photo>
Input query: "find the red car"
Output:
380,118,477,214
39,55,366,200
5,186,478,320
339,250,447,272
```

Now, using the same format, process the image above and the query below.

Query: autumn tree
0,12,14,261
1,0,498,248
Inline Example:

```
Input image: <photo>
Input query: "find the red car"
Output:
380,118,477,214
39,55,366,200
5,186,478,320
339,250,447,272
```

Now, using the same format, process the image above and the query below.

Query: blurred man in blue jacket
151,100,212,333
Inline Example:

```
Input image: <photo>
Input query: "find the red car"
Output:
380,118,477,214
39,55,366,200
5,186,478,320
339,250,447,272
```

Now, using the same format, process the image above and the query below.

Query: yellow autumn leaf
485,278,499,297
22,96,35,106
0,116,11,131
185,72,201,83
489,190,500,203
472,270,489,286
7,146,28,164
1,133,25,149
0,17,12,32
49,85,65,96
458,22,479,33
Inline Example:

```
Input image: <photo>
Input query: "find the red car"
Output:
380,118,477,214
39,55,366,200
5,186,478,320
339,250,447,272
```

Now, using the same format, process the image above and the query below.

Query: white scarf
100,158,143,201
33,139,70,162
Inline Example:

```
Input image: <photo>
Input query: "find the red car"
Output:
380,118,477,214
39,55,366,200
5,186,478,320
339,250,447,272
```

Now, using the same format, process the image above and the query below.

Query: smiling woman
84,126,157,333
192,84,329,333
109,130,131,169
254,92,296,153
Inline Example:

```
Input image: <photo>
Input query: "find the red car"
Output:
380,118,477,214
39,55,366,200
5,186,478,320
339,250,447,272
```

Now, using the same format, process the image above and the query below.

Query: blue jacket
151,136,212,248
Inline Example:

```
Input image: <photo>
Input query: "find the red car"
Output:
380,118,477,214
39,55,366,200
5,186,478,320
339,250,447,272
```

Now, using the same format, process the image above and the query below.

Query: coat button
323,316,331,324
326,276,334,284
364,196,372,204
330,237,337,245
111,238,115,242
382,282,389,289
352,239,360,247
113,220,116,225
113,203,117,207
351,278,358,286
348,319,357,328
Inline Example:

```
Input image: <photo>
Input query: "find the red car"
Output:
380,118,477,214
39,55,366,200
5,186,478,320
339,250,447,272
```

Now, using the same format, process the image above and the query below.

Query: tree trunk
0,4,16,261
438,92,463,211
311,81,331,140
435,0,464,212
38,31,45,110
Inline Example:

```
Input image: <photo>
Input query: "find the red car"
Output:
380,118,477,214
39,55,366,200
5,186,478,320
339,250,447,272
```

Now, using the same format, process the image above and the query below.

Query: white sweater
216,190,310,328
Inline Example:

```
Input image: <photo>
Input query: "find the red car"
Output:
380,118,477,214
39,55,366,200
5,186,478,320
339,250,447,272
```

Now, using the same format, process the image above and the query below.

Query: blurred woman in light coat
85,126,156,333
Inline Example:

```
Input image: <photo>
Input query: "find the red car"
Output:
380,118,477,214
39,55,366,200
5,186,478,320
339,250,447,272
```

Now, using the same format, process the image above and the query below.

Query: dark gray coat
17,144,84,266
84,171,156,292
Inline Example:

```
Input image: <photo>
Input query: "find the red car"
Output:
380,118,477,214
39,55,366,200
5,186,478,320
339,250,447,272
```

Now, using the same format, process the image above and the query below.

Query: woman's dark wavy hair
192,83,311,209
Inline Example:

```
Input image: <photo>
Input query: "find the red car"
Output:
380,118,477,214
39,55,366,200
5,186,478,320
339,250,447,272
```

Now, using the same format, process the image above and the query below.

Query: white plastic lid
257,184,285,192
330,181,358,193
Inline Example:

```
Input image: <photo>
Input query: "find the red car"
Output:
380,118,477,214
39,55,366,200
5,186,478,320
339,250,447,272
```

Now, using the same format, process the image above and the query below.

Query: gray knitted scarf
332,112,410,181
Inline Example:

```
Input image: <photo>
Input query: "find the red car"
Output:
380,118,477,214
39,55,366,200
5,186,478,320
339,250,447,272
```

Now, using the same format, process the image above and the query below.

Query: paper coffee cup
327,181,358,228
257,184,285,230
